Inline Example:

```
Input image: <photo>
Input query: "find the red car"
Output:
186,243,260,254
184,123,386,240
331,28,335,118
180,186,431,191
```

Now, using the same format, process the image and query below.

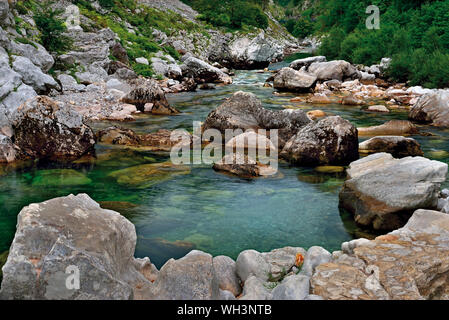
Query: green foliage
277,0,449,88
33,1,72,54
182,0,269,30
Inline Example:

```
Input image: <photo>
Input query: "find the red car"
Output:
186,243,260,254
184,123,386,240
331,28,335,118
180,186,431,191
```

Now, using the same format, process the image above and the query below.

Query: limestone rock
12,96,95,161
311,209,449,300
0,194,151,300
281,116,359,166
359,136,424,158
307,60,362,82
289,56,326,70
358,120,419,136
273,67,317,92
339,153,448,231
213,256,242,297
409,90,449,127
150,250,220,300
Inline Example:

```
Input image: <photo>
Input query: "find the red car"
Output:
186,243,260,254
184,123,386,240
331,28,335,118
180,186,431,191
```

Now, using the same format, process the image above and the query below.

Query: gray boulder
307,60,362,81
0,194,151,300
271,275,310,300
273,67,317,92
289,56,326,70
57,74,86,92
12,56,58,93
339,153,448,231
181,57,232,84
299,246,331,277
213,256,242,297
409,91,449,127
12,96,96,161
281,116,359,166
359,136,424,158
236,250,271,283
239,276,272,300
121,78,172,112
8,41,54,72
150,250,220,300
203,91,310,147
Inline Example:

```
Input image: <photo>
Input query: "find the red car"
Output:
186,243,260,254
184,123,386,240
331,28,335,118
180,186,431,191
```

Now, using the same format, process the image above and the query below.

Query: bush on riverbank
182,0,269,30
276,0,449,88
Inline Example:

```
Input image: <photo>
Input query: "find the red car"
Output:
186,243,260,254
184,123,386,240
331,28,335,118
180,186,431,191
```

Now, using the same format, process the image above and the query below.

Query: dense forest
275,0,449,88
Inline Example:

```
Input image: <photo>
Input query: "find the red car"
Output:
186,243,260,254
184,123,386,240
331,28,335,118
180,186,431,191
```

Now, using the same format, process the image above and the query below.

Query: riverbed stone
339,153,448,231
359,136,424,158
307,60,362,82
281,116,359,166
203,91,310,147
409,90,449,127
300,246,332,277
271,274,310,300
150,250,220,300
239,276,273,300
0,194,151,300
312,209,449,300
236,250,271,283
121,78,173,112
358,120,419,136
12,96,96,161
289,56,326,70
273,67,317,92
213,255,242,296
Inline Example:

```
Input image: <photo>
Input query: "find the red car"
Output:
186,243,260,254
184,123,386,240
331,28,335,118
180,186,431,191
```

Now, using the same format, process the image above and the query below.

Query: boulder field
204,91,359,167
2,194,449,300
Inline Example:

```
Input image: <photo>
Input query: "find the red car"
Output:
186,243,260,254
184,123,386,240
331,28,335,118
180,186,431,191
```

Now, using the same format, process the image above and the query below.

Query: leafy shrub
33,2,72,53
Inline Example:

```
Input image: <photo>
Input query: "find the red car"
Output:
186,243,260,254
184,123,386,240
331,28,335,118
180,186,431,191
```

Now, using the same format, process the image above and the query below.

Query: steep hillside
274,0,449,88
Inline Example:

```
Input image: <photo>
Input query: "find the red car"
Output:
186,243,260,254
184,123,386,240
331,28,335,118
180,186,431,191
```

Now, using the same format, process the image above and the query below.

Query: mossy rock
31,169,92,187
108,162,191,189
428,150,449,159
315,166,345,173
183,233,214,251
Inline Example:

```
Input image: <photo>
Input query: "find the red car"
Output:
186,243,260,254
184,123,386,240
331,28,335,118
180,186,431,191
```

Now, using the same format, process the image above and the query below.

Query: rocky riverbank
1,194,449,300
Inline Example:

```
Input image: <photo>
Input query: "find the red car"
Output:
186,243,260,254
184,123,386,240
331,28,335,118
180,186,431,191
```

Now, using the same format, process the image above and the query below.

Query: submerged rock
0,194,152,300
409,90,449,127
312,209,449,300
31,169,92,187
339,153,448,231
213,153,277,178
108,162,191,189
97,127,192,152
12,96,96,161
281,116,359,166
359,136,424,158
358,120,419,136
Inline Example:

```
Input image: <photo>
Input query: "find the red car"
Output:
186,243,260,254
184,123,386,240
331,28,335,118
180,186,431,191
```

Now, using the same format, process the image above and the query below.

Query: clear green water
2,58,449,268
